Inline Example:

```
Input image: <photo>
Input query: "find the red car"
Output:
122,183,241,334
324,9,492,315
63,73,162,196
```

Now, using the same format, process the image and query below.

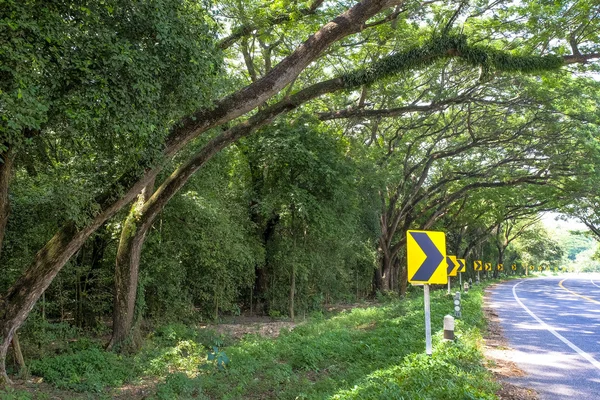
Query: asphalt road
487,275,600,400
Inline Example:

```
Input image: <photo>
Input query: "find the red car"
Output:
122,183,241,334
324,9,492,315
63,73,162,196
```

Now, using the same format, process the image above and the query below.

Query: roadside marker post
407,230,446,356
454,292,461,318
443,315,455,341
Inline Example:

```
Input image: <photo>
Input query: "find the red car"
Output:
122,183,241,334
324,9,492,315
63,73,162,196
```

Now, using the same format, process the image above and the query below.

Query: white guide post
424,284,432,355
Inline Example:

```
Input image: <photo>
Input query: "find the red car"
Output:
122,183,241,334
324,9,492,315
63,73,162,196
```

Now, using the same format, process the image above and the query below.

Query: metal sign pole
424,284,432,355
447,279,451,295
459,272,462,289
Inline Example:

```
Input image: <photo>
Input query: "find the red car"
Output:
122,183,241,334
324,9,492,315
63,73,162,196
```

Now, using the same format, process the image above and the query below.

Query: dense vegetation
2,0,600,396
2,283,498,399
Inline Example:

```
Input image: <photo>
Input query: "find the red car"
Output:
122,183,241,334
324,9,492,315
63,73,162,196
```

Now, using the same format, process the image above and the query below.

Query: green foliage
0,388,34,400
153,373,208,400
207,346,230,370
29,347,135,392
1,0,223,148
16,284,499,399
243,115,377,314
155,284,496,399
140,146,264,321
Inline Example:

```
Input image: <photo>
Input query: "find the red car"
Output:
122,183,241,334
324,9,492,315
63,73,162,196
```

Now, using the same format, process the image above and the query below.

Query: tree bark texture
0,148,14,258
11,334,25,373
108,181,154,350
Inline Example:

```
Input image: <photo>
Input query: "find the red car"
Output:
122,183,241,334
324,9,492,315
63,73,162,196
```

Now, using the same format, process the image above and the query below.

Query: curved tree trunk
0,147,14,257
108,180,154,351
0,148,14,384
0,0,399,380
378,251,392,291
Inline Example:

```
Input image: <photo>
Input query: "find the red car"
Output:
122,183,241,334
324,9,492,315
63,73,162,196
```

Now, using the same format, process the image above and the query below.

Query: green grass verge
1,282,501,399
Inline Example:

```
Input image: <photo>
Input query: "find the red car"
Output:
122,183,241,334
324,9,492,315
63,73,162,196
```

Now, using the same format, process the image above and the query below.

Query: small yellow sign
511,264,517,270
458,259,466,273
448,255,459,277
497,264,504,271
485,262,492,271
474,260,483,271
407,230,447,285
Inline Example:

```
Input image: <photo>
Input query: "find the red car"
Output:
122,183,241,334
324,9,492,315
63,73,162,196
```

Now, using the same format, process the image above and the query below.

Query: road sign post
407,230,446,356
424,284,432,355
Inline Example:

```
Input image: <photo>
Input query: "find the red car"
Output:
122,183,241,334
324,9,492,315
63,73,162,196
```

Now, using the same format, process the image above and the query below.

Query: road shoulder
483,285,539,400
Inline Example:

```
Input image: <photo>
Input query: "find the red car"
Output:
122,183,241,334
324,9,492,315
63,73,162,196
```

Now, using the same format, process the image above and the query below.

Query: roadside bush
29,348,136,392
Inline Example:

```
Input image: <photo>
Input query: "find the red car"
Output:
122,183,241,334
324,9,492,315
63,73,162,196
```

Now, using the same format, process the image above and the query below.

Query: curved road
487,275,600,399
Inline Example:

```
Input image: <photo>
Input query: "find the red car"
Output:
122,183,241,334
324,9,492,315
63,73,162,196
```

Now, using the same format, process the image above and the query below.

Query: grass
0,282,501,399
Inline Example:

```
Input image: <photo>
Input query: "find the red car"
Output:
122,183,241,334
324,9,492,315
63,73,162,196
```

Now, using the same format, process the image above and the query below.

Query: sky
541,212,588,232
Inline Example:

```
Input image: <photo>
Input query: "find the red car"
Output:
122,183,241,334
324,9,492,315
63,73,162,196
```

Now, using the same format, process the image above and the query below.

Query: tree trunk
397,250,408,296
289,262,295,321
78,231,108,329
108,181,154,351
391,258,399,292
253,215,279,314
0,150,14,384
11,334,25,374
399,265,408,296
378,252,392,291
376,224,394,292
0,147,14,257
0,342,9,385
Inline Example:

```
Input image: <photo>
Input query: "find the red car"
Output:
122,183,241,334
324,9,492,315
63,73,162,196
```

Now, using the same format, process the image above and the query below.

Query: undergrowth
1,281,501,399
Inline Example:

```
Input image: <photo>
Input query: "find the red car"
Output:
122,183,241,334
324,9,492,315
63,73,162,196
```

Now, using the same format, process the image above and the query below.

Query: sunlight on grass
25,284,500,399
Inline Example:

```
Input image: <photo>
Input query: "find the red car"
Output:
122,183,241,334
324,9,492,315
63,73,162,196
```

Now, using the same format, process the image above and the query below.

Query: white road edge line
591,280,600,289
512,280,600,372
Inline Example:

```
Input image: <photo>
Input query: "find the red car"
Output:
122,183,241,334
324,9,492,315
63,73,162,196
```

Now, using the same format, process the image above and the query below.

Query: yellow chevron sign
474,260,483,271
497,263,503,271
447,255,459,277
485,262,492,271
407,230,447,285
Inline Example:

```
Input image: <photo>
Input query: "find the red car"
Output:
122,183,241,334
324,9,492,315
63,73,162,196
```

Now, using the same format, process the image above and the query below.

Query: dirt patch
201,315,302,340
208,303,376,340
483,288,539,400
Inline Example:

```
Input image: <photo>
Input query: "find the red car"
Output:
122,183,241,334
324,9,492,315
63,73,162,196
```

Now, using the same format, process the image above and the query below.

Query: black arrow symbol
446,256,457,274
